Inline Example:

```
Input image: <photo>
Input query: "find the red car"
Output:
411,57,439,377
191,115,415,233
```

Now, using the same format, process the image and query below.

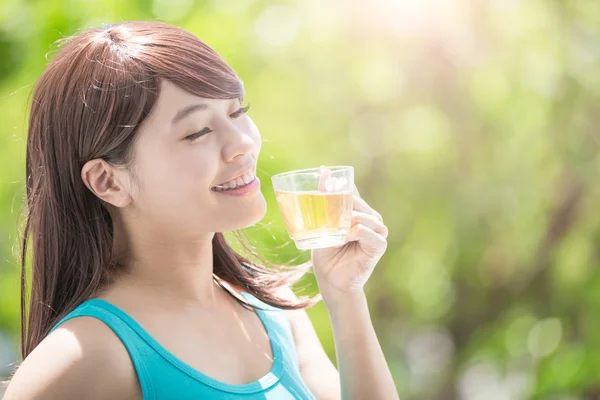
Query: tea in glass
272,166,354,250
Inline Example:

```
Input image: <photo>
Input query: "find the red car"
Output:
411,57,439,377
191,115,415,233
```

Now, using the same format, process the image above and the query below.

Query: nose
220,124,256,163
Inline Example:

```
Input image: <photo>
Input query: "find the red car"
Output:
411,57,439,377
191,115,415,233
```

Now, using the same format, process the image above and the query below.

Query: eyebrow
171,103,209,126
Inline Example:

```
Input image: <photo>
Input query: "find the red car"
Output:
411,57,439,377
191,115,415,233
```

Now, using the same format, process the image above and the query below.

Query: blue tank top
48,292,317,399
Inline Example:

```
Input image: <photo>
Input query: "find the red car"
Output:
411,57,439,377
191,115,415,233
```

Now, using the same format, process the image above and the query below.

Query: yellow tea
275,190,353,249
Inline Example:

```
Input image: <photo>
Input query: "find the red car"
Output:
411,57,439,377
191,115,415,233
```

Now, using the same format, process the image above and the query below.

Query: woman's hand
311,184,389,302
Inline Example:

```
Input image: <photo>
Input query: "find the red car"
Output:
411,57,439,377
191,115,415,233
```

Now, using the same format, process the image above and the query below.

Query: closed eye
231,103,251,118
184,103,251,141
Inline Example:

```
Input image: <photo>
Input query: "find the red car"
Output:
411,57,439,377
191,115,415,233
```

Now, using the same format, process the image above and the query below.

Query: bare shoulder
4,316,141,400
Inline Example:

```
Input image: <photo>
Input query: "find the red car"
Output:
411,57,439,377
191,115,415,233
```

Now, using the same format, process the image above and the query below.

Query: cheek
137,145,217,210
174,150,219,201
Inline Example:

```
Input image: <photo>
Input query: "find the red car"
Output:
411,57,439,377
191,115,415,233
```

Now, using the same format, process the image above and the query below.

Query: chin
224,196,268,231
242,197,268,228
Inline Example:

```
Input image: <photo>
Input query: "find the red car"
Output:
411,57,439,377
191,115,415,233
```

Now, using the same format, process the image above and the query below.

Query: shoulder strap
241,292,300,369
48,299,156,400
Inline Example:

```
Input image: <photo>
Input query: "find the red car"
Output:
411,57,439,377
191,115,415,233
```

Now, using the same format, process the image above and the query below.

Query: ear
81,159,132,208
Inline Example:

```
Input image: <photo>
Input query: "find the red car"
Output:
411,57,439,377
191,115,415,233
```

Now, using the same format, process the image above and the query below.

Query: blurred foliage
3,0,600,399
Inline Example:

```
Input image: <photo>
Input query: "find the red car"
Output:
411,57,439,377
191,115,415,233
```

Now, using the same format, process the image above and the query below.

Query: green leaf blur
2,0,600,398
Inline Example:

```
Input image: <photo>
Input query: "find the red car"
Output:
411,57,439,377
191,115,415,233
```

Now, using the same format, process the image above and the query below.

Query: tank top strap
46,293,306,399
48,299,156,399
240,291,300,370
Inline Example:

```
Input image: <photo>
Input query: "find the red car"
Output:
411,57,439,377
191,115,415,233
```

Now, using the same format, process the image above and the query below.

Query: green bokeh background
2,0,600,399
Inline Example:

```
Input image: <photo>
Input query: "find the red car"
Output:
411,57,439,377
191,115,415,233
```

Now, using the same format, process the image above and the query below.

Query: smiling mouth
212,176,257,192
211,169,257,191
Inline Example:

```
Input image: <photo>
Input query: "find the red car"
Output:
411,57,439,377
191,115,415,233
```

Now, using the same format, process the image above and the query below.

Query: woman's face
124,79,267,235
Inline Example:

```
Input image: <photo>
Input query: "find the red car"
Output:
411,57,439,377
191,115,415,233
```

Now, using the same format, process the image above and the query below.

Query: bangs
129,21,246,102
41,20,245,165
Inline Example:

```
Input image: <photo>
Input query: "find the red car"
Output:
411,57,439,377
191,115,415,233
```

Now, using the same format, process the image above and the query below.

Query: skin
84,79,267,311
86,77,341,396
4,78,398,399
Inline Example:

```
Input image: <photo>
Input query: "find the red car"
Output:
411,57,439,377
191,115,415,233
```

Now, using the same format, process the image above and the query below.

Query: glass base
293,233,348,250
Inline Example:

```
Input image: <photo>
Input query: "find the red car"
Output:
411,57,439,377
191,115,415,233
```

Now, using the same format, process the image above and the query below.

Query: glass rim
271,165,353,180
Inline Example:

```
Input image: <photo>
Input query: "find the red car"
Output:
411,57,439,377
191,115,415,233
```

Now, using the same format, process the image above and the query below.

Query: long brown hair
10,20,319,374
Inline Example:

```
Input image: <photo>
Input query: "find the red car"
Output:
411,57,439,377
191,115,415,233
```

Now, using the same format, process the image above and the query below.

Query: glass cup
271,166,354,250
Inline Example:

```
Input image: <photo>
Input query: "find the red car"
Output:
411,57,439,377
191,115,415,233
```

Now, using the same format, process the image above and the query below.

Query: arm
308,187,399,399
277,285,398,400
322,290,399,400
4,317,141,400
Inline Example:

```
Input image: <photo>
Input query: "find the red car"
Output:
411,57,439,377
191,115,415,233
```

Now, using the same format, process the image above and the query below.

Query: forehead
151,80,240,119
135,80,197,137
154,80,204,114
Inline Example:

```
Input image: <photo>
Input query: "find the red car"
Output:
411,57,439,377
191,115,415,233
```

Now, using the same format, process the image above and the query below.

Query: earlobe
81,159,131,208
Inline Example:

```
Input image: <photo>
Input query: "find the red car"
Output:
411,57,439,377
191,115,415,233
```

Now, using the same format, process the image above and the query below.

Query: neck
107,216,230,311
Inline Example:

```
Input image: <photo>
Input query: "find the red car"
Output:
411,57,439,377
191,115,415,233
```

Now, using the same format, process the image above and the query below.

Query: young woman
3,21,398,399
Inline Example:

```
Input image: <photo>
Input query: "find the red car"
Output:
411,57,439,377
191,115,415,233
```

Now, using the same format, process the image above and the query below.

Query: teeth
213,170,256,191
242,172,252,184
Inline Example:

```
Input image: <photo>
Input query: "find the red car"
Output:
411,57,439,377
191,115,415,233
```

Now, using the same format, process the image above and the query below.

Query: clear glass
271,166,354,250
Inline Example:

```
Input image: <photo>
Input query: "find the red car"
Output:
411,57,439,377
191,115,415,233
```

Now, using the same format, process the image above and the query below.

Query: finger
352,196,384,222
354,184,360,197
345,223,388,250
351,211,389,239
